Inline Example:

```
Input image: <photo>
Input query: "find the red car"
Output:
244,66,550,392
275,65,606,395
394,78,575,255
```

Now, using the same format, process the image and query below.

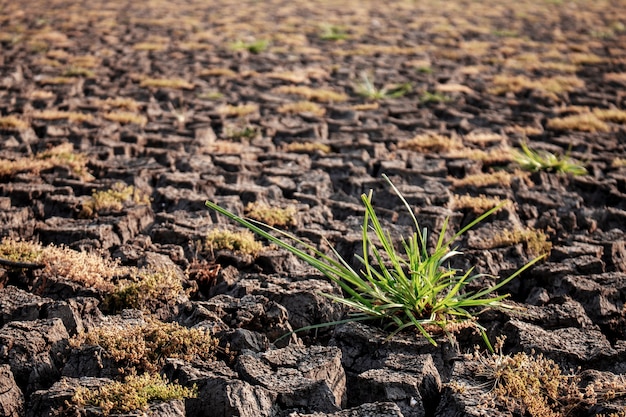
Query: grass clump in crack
354,73,411,100
71,373,196,416
206,175,544,349
513,141,587,175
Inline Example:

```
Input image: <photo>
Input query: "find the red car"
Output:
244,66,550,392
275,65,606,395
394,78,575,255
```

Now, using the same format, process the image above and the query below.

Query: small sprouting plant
205,229,264,256
80,182,150,218
230,39,269,54
420,91,451,104
245,202,297,227
512,141,587,175
206,175,544,349
223,123,259,140
71,373,197,416
319,24,349,41
354,73,412,100
69,317,220,374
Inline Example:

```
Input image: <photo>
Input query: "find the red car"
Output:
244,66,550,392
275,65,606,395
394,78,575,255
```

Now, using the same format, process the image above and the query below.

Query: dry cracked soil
1,0,626,416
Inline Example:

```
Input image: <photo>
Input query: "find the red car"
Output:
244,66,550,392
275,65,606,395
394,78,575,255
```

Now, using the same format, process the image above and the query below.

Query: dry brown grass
277,101,326,116
103,111,147,126
0,142,93,181
0,115,29,131
69,317,219,374
546,113,610,132
139,77,193,89
217,103,259,117
282,142,331,154
31,110,93,123
399,133,463,153
272,85,347,102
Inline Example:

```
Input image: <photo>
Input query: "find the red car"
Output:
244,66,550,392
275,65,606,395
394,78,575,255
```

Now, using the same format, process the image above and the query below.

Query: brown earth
1,0,626,416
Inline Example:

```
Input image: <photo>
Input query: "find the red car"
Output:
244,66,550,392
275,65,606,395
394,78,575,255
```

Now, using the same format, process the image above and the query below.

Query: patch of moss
0,143,93,181
0,238,43,264
139,77,194,90
245,202,297,227
218,103,259,117
103,111,147,126
546,113,610,132
71,373,196,416
0,115,29,131
282,141,331,154
69,317,220,374
80,182,150,218
273,85,348,102
206,229,264,256
490,227,552,257
104,266,185,312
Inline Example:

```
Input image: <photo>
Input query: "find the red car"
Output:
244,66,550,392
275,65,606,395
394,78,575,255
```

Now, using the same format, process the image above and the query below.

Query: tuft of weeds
80,182,150,218
0,237,126,291
282,141,331,154
420,91,451,104
0,115,29,131
450,195,512,215
37,76,77,85
104,266,186,312
199,67,237,78
217,103,259,118
319,24,349,41
452,170,531,189
103,111,147,126
512,142,587,175
399,133,463,153
0,142,93,181
71,373,196,417
62,66,95,78
546,113,610,133
222,123,259,140
0,238,44,264
139,77,194,90
466,338,626,417
277,101,326,117
69,317,220,374
245,202,297,227
593,108,626,124
489,226,552,257
272,85,348,103
230,39,269,54
32,110,93,123
354,73,411,100
467,339,582,417
206,229,264,257
206,175,544,349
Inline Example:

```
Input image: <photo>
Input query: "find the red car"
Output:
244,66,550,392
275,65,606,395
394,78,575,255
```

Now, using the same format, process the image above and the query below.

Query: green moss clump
206,229,264,256
80,182,150,218
72,373,196,416
245,202,297,227
70,318,219,374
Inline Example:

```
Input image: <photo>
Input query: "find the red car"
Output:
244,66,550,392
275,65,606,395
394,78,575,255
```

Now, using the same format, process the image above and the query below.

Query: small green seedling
206,175,544,350
513,141,587,175
355,73,411,100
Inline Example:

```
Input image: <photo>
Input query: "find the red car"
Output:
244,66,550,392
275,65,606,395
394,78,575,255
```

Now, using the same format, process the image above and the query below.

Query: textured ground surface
1,0,626,416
